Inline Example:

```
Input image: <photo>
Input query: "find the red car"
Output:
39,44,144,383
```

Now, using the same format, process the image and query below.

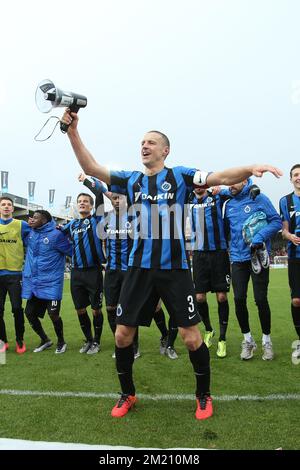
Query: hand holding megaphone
60,107,80,134
35,79,87,134
61,108,79,133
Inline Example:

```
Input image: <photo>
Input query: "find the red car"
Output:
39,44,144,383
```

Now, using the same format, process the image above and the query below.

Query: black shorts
288,259,300,298
104,269,127,306
25,296,61,319
116,267,200,328
0,274,22,312
71,267,103,310
192,250,231,293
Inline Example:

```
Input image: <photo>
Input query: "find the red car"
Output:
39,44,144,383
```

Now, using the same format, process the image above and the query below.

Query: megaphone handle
60,105,80,134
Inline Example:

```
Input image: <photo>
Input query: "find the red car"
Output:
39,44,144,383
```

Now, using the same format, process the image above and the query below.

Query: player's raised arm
61,109,111,184
206,164,282,187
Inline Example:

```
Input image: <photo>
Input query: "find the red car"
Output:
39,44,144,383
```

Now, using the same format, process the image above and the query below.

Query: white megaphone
35,79,87,133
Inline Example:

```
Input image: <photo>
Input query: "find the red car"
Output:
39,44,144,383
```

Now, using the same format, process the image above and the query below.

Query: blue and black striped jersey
61,215,105,268
110,166,199,270
189,193,228,251
104,211,134,271
279,192,300,259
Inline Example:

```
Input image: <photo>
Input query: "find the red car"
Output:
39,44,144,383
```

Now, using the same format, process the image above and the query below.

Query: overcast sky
1,0,300,212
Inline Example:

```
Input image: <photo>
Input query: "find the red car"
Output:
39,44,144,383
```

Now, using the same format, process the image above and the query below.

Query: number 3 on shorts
187,295,195,313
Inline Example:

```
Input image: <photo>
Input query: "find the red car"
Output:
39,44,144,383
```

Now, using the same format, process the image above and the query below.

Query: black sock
167,317,178,348
77,312,93,342
197,301,212,331
234,298,250,334
115,344,135,395
52,317,64,343
133,328,139,350
218,300,229,341
0,310,7,342
256,299,271,335
189,342,210,397
26,310,48,342
93,312,103,344
153,308,168,338
291,304,300,339
107,308,117,335
13,308,25,342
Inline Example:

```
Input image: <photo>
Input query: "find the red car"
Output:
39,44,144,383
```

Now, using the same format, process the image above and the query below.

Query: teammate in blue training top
224,179,282,361
23,210,72,354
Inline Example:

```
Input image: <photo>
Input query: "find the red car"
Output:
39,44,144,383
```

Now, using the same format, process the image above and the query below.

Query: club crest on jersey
43,237,49,244
125,221,131,229
206,197,213,203
161,181,172,192
84,219,90,225
244,205,251,213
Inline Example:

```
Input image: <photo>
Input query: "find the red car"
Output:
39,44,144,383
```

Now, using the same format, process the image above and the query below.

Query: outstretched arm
206,164,282,187
61,110,111,184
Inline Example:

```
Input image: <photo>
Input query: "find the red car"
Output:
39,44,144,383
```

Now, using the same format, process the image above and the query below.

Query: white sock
244,332,253,343
262,334,271,345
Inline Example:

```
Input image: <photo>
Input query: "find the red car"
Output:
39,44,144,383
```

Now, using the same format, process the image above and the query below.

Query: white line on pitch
0,389,300,401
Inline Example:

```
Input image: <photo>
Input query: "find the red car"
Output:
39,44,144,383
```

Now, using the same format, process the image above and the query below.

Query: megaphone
35,79,87,133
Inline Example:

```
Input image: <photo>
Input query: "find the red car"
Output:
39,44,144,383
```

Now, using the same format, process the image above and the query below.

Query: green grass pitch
0,269,299,450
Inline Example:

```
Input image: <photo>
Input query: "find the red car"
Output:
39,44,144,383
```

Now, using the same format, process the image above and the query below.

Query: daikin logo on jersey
106,222,132,236
134,192,175,203
73,225,91,235
193,200,215,209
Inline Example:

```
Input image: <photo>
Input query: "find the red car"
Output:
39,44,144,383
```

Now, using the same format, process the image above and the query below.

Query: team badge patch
161,181,171,192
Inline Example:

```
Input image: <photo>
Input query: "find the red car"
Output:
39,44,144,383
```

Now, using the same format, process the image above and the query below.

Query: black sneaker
33,339,53,353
